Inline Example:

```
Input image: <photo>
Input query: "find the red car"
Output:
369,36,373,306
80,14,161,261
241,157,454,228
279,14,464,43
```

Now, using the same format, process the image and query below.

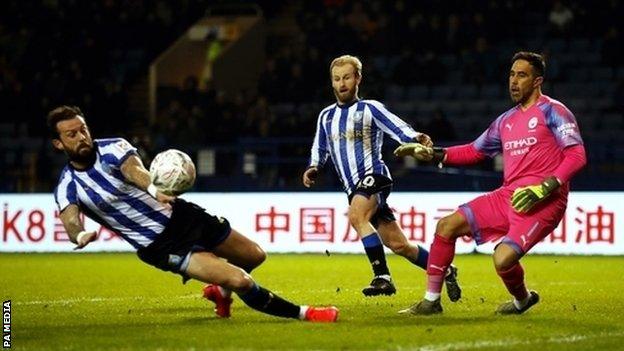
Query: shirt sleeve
445,143,487,165
553,144,587,183
366,100,419,143
98,138,138,168
308,111,330,168
54,169,77,212
545,102,584,148
472,113,505,157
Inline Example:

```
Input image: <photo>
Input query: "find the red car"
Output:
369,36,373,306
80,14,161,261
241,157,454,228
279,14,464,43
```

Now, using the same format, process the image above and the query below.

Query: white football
149,149,196,195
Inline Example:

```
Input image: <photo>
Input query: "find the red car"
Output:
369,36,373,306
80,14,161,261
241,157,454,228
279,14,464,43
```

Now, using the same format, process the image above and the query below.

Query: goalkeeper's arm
394,142,486,166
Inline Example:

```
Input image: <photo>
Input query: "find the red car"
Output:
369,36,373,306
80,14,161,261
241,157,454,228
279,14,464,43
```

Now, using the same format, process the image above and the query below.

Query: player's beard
67,142,96,167
509,87,525,104
334,85,358,105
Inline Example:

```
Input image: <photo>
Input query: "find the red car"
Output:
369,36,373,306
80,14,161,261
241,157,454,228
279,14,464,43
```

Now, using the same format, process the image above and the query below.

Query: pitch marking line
413,331,624,351
15,295,197,306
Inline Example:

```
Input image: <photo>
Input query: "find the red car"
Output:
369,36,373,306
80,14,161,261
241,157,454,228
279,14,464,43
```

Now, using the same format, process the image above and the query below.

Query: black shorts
348,174,396,228
136,199,231,279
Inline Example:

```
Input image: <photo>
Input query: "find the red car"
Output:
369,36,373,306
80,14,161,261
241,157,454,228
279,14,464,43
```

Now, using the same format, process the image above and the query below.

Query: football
149,149,196,195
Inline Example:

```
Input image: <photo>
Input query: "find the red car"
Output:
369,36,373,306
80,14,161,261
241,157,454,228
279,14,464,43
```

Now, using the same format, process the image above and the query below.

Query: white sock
376,274,392,282
424,292,440,302
513,294,531,310
218,286,232,298
299,305,309,320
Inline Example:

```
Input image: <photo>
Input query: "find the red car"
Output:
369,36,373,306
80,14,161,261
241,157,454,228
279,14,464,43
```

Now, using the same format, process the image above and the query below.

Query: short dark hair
511,51,546,77
47,105,84,137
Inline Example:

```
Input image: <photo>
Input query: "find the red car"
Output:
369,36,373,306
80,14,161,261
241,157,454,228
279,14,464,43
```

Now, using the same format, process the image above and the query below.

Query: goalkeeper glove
393,143,432,161
394,144,446,164
511,176,560,213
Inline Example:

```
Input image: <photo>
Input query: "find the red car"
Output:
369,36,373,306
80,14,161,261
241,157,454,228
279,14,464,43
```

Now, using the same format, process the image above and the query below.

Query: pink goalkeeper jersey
472,95,583,189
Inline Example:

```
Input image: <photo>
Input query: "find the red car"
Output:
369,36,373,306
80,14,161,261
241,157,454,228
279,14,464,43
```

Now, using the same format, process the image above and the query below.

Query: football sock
513,295,531,310
496,263,529,303
361,233,390,276
407,245,429,270
425,290,441,302
237,282,300,319
298,305,309,320
425,234,456,300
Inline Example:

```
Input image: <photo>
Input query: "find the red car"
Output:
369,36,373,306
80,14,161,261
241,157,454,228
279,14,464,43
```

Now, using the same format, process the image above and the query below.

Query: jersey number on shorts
360,175,376,188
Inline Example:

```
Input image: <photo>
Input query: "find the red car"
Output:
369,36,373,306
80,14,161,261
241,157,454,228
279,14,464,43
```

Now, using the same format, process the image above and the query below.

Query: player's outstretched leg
201,229,267,317
496,290,539,314
237,283,338,322
188,252,338,322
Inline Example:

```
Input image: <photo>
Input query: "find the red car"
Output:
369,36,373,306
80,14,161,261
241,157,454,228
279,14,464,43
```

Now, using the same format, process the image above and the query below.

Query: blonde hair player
303,55,461,300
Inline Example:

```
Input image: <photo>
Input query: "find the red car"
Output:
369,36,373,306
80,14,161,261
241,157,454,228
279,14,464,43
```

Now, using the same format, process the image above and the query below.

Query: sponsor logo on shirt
504,137,538,150
332,130,366,141
115,139,132,152
557,122,577,137
505,137,537,156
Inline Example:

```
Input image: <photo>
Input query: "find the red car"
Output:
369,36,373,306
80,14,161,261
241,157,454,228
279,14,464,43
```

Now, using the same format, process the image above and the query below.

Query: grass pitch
3,253,624,350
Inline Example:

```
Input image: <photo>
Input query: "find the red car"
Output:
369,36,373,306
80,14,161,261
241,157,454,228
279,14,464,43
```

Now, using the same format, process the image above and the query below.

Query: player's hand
156,191,176,204
416,133,433,148
393,143,434,161
511,176,560,213
303,167,319,188
74,230,97,250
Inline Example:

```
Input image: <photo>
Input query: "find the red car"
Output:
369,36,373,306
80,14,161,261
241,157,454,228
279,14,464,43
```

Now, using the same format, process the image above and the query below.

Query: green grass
3,253,624,350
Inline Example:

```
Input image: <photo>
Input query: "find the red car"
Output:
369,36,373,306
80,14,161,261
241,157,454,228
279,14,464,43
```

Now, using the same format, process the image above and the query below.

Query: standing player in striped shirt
395,52,587,315
303,55,461,300
49,105,338,322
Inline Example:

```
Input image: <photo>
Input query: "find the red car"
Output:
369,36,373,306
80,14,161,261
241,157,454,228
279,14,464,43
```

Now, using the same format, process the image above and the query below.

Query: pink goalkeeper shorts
457,186,567,255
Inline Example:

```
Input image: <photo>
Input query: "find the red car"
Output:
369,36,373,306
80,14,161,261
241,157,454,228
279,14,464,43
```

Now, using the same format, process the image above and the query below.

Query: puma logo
429,264,446,273
505,123,513,131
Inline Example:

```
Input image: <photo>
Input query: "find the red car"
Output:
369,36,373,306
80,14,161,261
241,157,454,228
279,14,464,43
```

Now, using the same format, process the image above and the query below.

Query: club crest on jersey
353,111,363,122
528,117,538,129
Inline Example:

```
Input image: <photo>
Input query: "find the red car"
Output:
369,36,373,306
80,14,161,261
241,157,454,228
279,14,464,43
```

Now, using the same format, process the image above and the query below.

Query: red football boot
304,306,339,323
202,284,233,318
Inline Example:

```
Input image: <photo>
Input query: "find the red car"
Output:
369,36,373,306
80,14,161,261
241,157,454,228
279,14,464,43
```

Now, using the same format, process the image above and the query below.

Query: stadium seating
1,1,622,191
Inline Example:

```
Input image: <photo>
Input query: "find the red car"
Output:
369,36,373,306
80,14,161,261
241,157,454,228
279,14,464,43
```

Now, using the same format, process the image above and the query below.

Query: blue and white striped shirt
308,99,420,194
54,138,172,249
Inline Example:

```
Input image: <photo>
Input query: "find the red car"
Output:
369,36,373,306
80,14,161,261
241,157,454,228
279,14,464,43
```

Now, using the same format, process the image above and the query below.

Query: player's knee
225,271,255,293
347,207,367,227
436,216,460,239
251,246,267,267
493,250,518,271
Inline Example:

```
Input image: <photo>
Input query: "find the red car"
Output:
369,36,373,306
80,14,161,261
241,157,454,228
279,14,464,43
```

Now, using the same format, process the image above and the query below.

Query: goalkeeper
394,52,586,315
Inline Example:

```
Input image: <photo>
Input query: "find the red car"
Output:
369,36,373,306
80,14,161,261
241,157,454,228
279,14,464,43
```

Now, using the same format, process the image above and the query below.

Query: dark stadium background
1,0,622,193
